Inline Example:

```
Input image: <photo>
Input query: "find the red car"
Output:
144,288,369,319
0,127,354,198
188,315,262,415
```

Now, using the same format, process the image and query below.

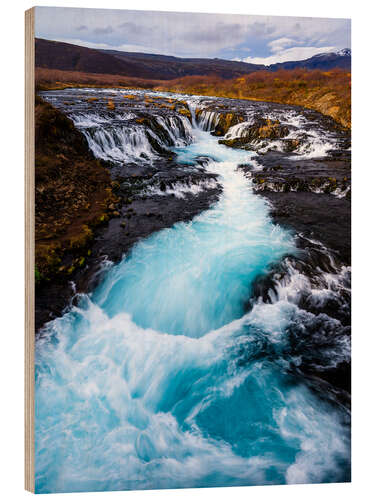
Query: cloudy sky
35,7,350,65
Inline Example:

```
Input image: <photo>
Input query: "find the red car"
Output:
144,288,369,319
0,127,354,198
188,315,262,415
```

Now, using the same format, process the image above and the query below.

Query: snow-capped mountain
269,49,351,71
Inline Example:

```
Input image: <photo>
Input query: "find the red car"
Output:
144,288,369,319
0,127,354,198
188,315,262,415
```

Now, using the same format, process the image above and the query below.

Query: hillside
270,49,351,71
36,38,351,80
35,96,117,287
35,39,351,128
35,38,263,80
101,48,265,79
158,69,351,128
34,67,350,128
35,67,163,91
104,47,351,73
35,38,163,79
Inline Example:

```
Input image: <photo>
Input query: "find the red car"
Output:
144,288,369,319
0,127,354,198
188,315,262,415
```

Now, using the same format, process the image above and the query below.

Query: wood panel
25,6,35,493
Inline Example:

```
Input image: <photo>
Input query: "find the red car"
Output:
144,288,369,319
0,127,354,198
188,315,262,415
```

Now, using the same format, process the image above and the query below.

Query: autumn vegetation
35,67,162,91
157,69,351,129
36,67,351,128
35,96,118,282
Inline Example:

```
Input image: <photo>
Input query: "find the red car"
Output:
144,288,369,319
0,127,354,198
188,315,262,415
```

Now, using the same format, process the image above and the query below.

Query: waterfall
154,115,193,147
196,110,221,132
222,110,342,158
224,121,254,139
35,88,351,493
186,99,199,127
81,125,160,163
69,112,194,164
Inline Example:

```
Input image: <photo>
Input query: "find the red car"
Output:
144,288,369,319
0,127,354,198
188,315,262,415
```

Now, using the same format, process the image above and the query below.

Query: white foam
146,178,219,198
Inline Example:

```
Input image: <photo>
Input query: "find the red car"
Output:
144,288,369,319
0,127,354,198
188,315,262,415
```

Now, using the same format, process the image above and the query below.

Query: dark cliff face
35,96,91,168
35,96,116,286
34,93,222,331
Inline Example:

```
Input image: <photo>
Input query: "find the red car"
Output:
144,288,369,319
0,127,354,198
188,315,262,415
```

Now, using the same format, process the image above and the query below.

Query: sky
35,7,351,65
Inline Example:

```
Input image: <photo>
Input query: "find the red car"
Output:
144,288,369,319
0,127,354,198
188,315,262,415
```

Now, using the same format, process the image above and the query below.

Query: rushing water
35,93,351,493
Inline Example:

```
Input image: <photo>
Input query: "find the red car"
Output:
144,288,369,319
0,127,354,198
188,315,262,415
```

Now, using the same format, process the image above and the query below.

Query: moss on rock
35,96,115,282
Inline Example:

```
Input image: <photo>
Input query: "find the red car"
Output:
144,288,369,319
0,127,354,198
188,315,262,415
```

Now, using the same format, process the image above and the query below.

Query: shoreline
36,78,351,130
36,89,351,335
35,96,222,331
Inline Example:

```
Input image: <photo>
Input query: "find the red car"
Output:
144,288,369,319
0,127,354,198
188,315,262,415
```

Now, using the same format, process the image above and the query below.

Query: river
35,89,351,493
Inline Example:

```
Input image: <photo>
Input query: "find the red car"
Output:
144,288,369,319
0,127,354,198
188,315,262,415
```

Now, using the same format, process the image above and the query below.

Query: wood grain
25,7,35,493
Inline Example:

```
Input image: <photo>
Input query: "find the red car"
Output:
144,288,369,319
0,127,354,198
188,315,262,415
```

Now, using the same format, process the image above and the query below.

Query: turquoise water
93,130,293,337
35,125,350,493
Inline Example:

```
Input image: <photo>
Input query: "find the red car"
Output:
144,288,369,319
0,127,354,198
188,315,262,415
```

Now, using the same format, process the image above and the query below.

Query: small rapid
93,130,293,337
75,114,194,164
35,92,351,493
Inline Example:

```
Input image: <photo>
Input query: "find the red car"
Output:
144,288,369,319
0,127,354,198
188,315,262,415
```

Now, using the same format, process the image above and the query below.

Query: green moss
35,267,42,283
98,214,108,223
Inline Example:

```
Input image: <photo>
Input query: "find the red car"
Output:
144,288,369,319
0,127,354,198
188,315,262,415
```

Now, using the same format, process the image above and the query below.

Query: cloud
268,37,298,53
118,22,152,38
34,7,350,60
93,26,113,35
50,37,166,55
248,21,276,37
181,22,247,47
237,45,337,66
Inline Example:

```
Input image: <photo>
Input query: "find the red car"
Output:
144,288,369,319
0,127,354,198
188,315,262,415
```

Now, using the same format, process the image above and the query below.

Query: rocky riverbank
36,89,351,341
236,147,351,265
192,99,351,265
194,100,351,398
158,69,351,129
35,94,221,331
35,96,117,327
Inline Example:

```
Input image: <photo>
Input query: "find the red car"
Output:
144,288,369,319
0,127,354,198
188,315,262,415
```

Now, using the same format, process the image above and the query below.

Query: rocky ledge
35,98,221,332
238,150,351,265
35,97,116,299
194,102,351,266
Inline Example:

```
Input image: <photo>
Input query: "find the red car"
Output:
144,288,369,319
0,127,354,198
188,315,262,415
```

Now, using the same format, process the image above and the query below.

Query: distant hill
269,49,351,71
35,38,264,80
35,38,159,79
100,48,267,79
35,38,351,81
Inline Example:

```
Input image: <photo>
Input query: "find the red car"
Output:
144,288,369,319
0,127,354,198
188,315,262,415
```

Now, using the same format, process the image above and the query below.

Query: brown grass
157,69,351,128
107,99,115,110
35,96,117,281
35,67,351,128
35,67,162,90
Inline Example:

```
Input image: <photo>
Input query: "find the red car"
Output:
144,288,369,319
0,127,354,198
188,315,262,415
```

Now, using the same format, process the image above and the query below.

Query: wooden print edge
25,6,35,494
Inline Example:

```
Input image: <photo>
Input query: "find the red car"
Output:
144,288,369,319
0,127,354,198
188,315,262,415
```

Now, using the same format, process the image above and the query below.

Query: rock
178,108,192,119
212,112,245,136
107,99,115,110
218,117,289,151
283,138,300,152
